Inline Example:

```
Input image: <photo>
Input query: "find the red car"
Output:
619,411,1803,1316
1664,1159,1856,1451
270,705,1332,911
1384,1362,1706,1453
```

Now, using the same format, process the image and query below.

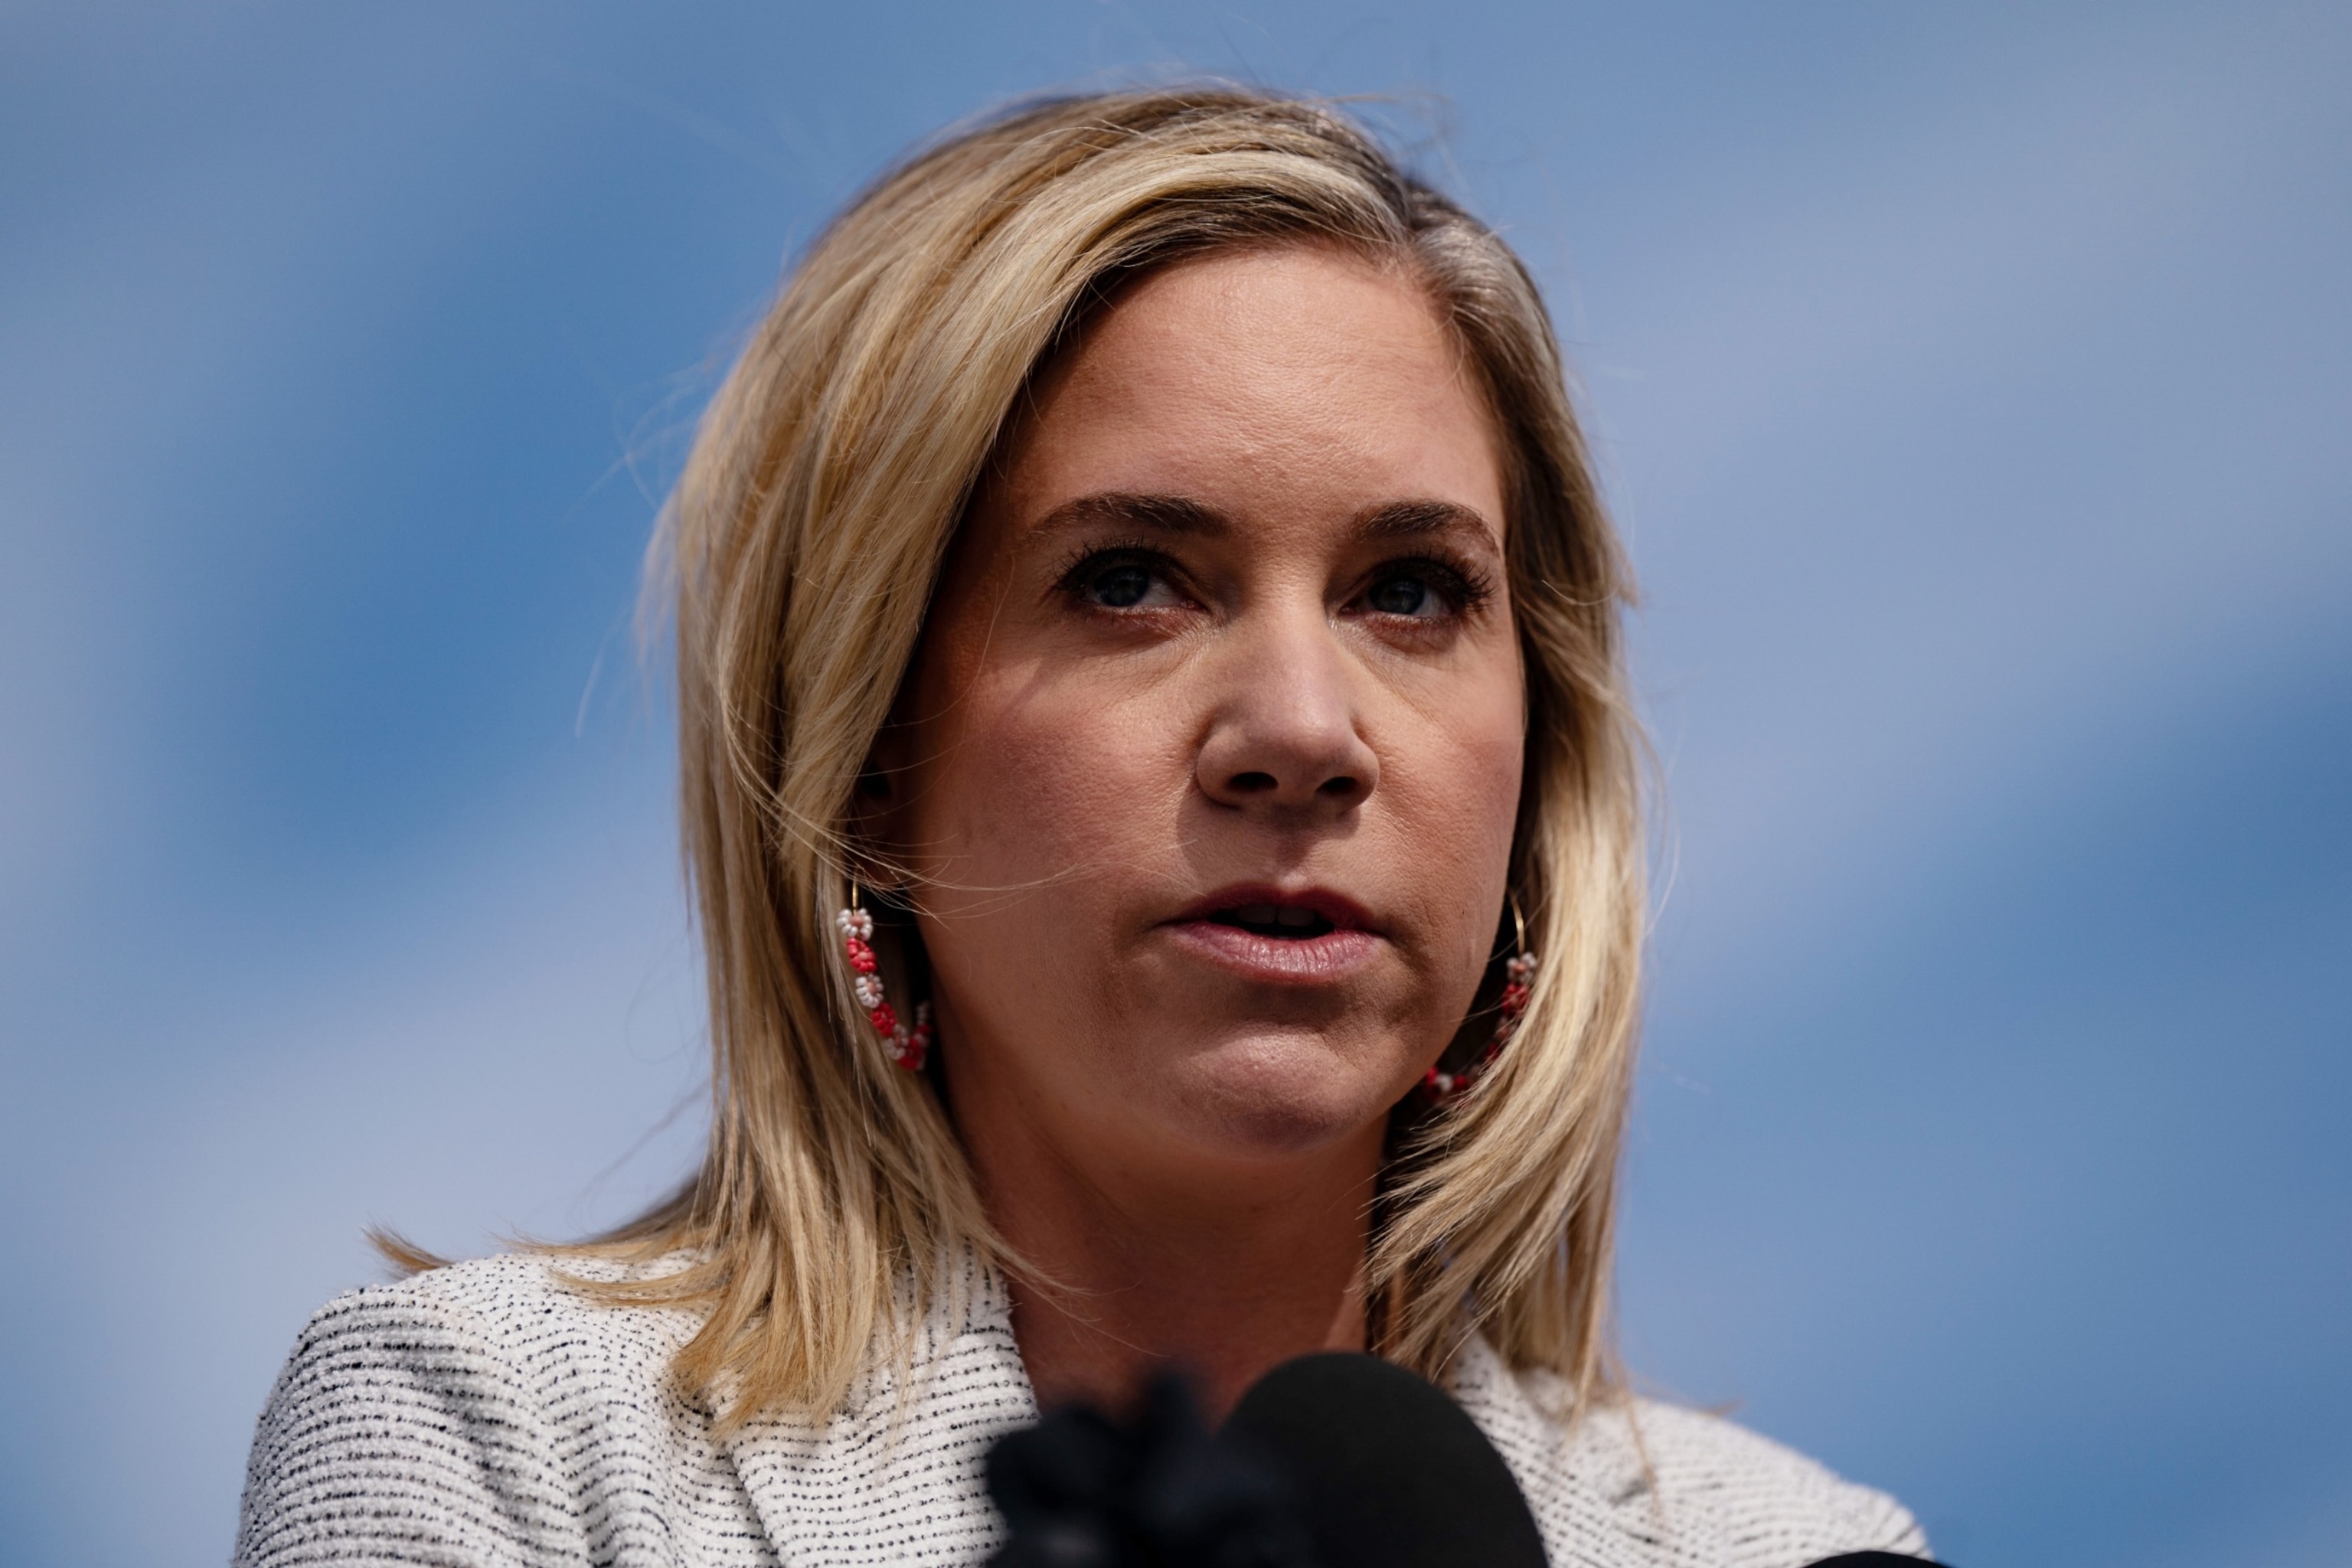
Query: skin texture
870,244,1525,1420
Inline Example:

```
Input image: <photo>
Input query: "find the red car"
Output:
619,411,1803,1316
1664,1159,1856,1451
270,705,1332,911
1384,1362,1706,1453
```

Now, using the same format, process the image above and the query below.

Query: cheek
906,669,1182,951
1455,694,1527,869
1389,689,1525,978
1392,658,1524,851
906,671,1197,1108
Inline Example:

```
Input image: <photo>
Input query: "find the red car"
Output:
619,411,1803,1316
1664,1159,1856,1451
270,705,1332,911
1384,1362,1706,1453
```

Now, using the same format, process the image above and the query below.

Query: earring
1421,902,1536,1103
836,884,933,1073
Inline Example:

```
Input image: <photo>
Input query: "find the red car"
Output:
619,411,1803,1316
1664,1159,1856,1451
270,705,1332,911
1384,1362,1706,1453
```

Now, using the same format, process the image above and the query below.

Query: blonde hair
555,87,1644,1430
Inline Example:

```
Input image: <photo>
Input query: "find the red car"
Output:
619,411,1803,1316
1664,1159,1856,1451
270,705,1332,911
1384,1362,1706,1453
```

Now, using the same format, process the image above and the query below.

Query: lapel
723,1253,1039,1567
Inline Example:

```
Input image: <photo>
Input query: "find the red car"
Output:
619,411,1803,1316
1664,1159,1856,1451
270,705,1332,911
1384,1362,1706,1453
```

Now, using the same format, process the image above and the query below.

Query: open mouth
1169,887,1380,982
1210,903,1339,939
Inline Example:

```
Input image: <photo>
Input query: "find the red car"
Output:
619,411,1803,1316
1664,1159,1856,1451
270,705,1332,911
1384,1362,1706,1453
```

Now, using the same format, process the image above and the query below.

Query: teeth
1234,904,1279,926
1275,906,1318,928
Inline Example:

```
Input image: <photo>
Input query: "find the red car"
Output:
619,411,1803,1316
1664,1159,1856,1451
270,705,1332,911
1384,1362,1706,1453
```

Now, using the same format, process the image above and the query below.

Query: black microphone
986,1352,1544,1568
988,1354,1945,1568
986,1372,1318,1567
1222,1352,1547,1568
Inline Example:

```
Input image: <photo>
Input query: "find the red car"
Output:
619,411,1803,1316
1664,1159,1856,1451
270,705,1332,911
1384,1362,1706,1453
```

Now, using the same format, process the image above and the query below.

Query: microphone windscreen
1223,1352,1547,1568
986,1375,1319,1568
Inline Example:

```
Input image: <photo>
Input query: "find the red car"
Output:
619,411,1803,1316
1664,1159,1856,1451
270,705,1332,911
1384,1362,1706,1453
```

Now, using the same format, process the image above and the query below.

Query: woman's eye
1089,562,1155,608
1063,550,1184,612
1364,571,1437,617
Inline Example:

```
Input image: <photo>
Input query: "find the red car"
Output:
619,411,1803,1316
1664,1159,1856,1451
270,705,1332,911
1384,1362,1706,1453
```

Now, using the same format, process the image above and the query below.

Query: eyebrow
1031,492,1498,550
1354,498,1499,549
1031,492,1229,539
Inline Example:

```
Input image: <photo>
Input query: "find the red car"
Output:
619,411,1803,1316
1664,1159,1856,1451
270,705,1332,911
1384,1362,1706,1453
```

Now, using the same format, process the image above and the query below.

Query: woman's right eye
1063,550,1182,612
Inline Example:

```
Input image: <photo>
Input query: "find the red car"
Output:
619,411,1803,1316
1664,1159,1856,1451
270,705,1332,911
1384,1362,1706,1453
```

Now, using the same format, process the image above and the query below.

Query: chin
1155,1025,1409,1161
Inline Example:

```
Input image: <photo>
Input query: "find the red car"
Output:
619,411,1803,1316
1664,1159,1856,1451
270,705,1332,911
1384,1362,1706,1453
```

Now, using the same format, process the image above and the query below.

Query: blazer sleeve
234,1280,583,1567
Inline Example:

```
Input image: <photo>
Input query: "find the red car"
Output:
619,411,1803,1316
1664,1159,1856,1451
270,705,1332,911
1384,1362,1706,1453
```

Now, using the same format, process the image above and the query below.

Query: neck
956,1081,1384,1423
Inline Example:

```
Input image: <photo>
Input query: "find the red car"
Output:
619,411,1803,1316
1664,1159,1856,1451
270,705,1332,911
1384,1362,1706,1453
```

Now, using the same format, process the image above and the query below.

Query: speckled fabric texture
236,1251,1927,1566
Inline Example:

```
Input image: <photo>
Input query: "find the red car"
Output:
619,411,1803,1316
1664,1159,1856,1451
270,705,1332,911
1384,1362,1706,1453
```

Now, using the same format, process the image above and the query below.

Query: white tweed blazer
236,1251,1929,1567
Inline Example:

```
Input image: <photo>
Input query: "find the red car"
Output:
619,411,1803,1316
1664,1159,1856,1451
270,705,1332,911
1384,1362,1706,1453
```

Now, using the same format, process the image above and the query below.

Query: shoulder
1454,1343,1930,1568
256,1250,703,1448
1594,1399,1928,1564
237,1251,759,1568
290,1247,701,1380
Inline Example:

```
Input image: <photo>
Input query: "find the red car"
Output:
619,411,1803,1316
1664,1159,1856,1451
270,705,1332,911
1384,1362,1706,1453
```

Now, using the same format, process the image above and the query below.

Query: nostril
1229,770,1278,794
1318,776,1360,799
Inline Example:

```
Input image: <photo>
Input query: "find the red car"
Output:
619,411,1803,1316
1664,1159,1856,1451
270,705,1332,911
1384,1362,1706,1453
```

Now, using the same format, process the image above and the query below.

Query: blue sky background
2,4,2346,1564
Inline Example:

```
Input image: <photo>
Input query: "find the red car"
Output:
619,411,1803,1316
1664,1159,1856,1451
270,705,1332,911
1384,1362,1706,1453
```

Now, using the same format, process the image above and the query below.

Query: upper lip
1168,884,1383,936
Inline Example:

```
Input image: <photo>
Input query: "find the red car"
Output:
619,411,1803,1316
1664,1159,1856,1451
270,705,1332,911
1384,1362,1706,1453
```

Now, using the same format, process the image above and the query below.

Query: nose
1194,616,1380,815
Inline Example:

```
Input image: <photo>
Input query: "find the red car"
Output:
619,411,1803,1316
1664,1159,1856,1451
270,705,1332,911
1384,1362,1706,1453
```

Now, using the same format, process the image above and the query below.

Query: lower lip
1163,920,1385,983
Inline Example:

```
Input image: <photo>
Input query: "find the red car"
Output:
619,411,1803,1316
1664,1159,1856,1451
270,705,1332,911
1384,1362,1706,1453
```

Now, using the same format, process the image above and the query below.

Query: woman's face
883,243,1524,1189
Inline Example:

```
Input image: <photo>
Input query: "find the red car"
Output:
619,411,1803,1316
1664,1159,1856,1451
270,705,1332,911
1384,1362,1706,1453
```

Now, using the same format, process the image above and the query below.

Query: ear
848,721,910,862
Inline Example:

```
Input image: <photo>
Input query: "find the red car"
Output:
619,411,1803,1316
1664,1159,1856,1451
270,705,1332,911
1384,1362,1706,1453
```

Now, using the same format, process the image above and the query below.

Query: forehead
990,244,1507,545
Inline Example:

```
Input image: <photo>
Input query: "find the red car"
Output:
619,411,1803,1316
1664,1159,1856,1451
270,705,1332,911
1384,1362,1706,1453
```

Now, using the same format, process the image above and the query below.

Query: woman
237,89,1929,1566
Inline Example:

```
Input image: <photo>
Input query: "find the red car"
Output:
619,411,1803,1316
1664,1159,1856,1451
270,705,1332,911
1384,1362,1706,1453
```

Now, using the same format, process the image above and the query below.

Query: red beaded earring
1422,900,1536,1103
836,884,933,1073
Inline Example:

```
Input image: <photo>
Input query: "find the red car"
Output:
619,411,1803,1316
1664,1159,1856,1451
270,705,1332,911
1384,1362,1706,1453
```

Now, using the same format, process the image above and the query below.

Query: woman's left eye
1362,570,1441,618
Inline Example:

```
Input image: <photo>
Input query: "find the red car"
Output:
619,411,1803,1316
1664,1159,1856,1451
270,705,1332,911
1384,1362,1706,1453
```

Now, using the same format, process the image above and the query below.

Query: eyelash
1050,541,1497,617
1370,554,1495,616
1052,539,1187,606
